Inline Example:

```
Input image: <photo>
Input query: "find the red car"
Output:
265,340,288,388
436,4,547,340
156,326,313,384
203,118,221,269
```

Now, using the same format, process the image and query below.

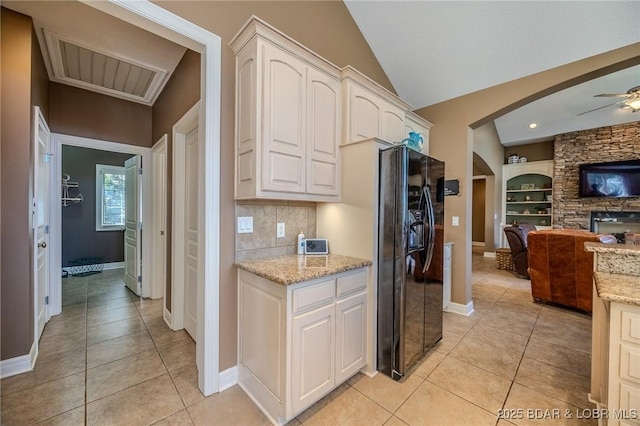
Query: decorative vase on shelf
401,132,424,152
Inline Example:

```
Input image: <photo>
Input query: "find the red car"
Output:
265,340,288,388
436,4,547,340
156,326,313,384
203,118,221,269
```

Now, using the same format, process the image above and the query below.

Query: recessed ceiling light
528,123,538,129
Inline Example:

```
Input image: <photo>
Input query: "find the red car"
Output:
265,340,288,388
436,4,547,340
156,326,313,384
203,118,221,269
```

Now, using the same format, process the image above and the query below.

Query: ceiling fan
577,85,640,116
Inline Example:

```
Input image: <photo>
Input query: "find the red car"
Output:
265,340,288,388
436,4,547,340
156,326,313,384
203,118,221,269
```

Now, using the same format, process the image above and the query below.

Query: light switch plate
277,222,285,238
237,216,253,234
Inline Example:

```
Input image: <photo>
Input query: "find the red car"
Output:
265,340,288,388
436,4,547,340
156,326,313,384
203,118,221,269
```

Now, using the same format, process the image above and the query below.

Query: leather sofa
503,223,537,278
527,229,617,313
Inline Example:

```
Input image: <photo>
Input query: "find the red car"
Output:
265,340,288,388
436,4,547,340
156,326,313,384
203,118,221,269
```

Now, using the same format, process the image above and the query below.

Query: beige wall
49,83,152,146
417,43,640,309
505,141,554,163
1,7,48,359
151,49,201,312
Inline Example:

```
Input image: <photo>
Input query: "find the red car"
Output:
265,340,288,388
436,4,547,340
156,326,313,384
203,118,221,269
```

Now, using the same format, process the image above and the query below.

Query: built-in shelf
501,160,554,247
505,188,552,193
506,201,552,204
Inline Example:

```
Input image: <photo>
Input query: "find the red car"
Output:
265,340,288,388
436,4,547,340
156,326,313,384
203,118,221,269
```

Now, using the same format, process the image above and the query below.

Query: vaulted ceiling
345,1,640,145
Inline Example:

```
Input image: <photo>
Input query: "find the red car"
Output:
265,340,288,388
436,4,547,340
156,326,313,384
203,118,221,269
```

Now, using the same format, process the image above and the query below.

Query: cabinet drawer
336,270,367,299
620,344,640,385
292,279,335,315
622,311,640,345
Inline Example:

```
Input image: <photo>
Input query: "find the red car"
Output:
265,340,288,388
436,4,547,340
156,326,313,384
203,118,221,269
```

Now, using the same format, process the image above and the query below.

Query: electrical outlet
452,216,459,226
277,222,285,238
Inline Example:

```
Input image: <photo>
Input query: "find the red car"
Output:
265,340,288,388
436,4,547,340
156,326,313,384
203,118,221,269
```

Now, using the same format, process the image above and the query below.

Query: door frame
170,102,199,332
49,134,153,305
80,0,221,395
151,135,168,302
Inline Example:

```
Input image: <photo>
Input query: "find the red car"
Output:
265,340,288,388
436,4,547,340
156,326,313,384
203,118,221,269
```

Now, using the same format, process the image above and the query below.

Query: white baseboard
483,252,496,258
472,241,485,247
445,301,475,316
219,365,238,392
363,369,378,379
1,341,37,379
163,307,172,329
103,261,124,271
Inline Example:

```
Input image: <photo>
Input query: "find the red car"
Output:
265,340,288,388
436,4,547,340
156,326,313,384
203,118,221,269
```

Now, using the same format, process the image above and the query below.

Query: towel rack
61,173,83,206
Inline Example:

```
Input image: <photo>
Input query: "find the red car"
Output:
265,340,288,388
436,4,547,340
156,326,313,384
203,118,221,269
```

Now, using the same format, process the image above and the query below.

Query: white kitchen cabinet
342,66,411,145
405,110,433,154
443,242,453,310
291,303,335,414
591,293,640,426
230,17,340,201
335,291,367,384
608,302,640,426
238,267,368,425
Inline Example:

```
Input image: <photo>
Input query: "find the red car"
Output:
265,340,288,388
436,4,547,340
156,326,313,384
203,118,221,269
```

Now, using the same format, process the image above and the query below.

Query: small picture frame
520,183,535,190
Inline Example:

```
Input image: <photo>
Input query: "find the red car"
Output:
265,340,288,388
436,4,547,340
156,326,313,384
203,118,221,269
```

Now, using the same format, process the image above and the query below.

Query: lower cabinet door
335,292,367,384
291,304,335,415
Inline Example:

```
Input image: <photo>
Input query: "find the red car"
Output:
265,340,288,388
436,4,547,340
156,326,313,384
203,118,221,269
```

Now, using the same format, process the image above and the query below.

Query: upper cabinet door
347,83,382,143
306,67,340,196
262,43,306,193
381,103,405,144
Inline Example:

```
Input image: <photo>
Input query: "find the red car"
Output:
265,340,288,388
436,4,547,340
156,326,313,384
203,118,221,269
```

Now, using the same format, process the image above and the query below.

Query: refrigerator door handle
422,186,436,273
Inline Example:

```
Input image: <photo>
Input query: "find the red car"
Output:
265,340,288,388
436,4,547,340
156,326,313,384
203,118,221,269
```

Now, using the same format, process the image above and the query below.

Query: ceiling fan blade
576,101,622,116
594,93,631,98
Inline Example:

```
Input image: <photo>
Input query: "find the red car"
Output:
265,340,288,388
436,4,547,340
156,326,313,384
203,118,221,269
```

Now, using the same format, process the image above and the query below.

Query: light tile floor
1,250,597,425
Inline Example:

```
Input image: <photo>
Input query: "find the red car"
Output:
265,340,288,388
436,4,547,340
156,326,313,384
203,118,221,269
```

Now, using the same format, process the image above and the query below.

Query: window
96,164,126,231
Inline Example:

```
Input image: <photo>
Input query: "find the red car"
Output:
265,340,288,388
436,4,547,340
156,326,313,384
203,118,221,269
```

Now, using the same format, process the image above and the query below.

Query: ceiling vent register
43,30,168,105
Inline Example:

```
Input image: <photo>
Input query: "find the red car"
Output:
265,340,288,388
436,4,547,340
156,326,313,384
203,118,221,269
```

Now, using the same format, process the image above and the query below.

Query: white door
151,136,167,300
33,107,51,341
124,155,142,296
184,127,199,339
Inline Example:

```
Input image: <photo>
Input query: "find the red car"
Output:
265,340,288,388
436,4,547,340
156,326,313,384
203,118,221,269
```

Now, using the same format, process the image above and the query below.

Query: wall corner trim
0,341,38,379
445,301,475,317
219,365,238,392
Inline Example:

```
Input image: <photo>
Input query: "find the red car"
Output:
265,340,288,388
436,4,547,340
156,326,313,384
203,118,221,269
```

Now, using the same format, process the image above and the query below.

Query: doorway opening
50,134,153,315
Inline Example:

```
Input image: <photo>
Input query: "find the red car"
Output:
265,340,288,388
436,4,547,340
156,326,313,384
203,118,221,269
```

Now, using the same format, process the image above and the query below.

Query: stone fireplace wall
553,121,640,229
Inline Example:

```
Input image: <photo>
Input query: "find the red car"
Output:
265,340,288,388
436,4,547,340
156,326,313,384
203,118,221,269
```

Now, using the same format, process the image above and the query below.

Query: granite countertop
593,271,640,306
235,254,372,286
584,242,640,255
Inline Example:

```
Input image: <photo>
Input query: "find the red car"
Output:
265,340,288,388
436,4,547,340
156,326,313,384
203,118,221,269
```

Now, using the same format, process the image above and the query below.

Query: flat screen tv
579,159,640,198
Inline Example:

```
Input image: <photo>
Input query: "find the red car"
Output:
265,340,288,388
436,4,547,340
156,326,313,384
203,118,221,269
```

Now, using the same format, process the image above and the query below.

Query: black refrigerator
377,145,445,380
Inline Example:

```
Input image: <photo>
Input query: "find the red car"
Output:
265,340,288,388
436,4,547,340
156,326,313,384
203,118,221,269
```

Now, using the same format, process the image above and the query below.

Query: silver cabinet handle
38,242,47,249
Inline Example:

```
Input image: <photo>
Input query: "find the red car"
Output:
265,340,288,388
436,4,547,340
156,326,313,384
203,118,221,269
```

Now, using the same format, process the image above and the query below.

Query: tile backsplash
235,200,316,262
